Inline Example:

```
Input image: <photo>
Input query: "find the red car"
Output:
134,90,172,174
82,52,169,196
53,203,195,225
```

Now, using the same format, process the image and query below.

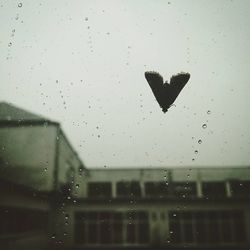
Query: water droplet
18,3,22,8
75,184,79,189
207,110,211,114
194,150,198,154
202,124,207,129
85,17,88,21
8,42,12,47
44,168,48,172
198,139,202,144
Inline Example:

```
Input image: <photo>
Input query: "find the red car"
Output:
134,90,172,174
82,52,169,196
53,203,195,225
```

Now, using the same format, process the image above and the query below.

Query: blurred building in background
0,102,85,250
62,167,250,250
0,102,250,250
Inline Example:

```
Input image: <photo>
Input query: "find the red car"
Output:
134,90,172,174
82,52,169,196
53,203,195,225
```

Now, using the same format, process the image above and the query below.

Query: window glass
87,182,112,198
74,211,149,245
116,181,141,198
145,182,169,197
169,210,246,244
202,182,226,198
230,180,250,197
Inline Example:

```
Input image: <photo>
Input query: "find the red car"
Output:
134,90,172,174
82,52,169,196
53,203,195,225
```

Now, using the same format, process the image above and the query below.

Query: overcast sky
1,0,250,168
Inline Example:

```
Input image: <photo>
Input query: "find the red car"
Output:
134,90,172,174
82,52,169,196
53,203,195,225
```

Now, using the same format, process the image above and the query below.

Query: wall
57,130,83,193
0,124,57,191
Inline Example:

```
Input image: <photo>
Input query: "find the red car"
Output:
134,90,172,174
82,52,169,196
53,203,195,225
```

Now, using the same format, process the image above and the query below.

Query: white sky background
0,0,250,168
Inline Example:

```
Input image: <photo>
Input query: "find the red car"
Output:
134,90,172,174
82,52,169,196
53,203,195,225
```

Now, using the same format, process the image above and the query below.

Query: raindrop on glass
18,3,22,7
202,124,207,129
198,139,202,144
194,150,198,154
207,110,211,114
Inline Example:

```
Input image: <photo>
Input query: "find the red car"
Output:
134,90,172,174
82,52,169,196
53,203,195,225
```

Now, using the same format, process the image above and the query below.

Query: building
1,102,250,250
59,167,250,250
0,102,85,250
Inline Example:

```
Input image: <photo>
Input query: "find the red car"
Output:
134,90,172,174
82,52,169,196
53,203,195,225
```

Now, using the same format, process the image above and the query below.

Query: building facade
1,102,250,250
0,102,85,250
59,167,250,250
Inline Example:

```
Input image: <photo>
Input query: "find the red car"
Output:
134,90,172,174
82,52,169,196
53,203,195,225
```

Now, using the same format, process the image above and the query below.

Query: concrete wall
57,130,83,193
0,124,57,191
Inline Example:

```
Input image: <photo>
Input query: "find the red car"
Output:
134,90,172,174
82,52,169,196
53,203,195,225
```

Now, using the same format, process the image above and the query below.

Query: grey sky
1,0,250,167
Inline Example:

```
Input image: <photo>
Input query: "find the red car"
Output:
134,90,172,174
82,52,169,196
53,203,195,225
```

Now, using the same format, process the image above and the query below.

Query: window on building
87,182,112,198
116,181,141,198
169,210,246,244
125,211,149,244
145,182,169,197
172,182,197,198
202,182,226,198
230,180,250,197
74,211,149,245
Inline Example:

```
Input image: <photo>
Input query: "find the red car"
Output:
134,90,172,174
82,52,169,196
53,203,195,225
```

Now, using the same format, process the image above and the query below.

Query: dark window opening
87,182,112,198
172,182,197,198
145,182,169,197
230,180,250,197
74,211,149,245
169,210,246,244
202,182,226,198
116,181,141,198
